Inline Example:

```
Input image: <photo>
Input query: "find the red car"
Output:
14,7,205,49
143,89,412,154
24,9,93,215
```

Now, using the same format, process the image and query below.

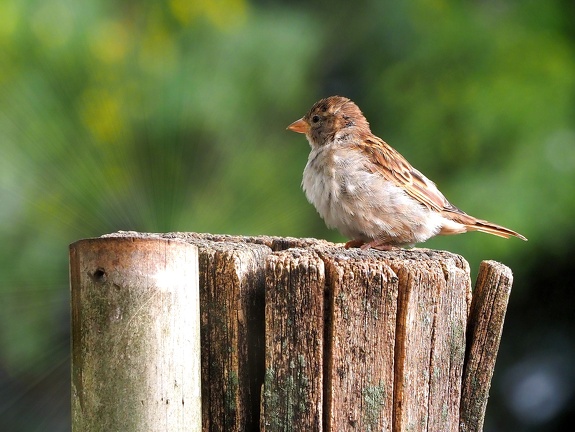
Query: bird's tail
441,211,527,241
466,219,527,241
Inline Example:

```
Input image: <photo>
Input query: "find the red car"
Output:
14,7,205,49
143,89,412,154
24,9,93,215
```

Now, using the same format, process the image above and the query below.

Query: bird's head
287,96,370,148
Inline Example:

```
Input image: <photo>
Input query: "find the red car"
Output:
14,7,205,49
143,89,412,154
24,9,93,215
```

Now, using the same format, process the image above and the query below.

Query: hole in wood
91,268,107,283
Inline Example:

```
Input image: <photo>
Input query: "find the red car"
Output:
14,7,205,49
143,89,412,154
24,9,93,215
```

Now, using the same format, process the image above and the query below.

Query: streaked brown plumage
288,95,527,250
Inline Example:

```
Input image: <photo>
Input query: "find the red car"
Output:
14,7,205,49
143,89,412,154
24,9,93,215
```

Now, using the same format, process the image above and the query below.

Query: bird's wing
353,135,527,241
355,135,461,214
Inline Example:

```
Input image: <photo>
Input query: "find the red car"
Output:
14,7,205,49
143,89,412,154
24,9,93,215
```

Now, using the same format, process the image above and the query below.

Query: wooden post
262,249,325,431
71,232,514,432
391,253,470,432
460,261,513,432
69,237,202,432
323,251,399,431
196,241,271,432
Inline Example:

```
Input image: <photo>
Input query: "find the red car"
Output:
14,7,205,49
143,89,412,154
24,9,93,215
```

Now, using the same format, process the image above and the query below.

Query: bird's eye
311,115,320,124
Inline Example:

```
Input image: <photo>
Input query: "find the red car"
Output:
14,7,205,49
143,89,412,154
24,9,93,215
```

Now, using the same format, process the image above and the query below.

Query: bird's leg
344,239,365,249
360,240,394,251
345,239,396,251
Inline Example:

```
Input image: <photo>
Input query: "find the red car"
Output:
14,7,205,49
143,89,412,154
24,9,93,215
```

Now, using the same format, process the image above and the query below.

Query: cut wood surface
83,231,515,432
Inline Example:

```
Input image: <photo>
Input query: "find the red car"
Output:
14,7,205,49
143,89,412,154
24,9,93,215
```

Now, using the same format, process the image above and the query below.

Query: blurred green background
1,0,574,430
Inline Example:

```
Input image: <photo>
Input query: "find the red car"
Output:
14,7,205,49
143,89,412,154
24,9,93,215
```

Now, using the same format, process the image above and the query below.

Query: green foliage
0,0,323,373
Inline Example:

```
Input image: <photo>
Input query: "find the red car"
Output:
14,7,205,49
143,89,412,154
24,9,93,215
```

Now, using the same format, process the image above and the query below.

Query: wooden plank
323,252,399,432
262,249,325,432
460,261,513,432
427,259,470,432
392,261,440,431
390,253,471,432
197,241,271,432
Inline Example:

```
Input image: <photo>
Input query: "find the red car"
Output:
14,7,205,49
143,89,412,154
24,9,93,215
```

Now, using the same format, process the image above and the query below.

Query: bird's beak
287,118,309,134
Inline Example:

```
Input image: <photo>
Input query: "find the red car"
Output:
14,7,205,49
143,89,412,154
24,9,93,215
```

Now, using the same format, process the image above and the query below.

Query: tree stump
70,232,513,432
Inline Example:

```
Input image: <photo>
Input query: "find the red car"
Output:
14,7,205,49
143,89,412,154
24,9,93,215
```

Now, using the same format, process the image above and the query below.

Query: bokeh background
1,0,574,430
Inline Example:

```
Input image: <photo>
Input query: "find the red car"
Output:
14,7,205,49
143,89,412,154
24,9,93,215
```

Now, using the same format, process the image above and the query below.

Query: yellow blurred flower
0,0,19,41
169,0,247,28
79,88,126,144
88,20,131,64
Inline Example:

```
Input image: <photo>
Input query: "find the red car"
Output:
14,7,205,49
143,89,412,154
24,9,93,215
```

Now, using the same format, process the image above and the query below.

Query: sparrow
287,96,527,250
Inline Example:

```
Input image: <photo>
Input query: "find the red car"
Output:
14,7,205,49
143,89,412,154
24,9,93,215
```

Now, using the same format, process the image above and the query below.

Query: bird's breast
302,147,340,226
302,146,371,234
301,145,445,244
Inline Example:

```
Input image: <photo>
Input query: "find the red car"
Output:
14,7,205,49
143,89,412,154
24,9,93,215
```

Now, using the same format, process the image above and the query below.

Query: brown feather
354,135,449,212
353,126,527,241
442,212,528,240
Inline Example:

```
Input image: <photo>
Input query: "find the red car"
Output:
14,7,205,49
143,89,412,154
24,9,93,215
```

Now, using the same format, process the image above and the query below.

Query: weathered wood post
70,232,513,432
460,261,513,432
261,246,471,432
69,237,202,431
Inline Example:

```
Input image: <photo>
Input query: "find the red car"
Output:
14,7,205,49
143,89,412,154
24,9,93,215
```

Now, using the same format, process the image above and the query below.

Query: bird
287,95,527,250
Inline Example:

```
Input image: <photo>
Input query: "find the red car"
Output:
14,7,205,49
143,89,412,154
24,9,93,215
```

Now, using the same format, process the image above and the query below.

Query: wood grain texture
390,255,470,432
196,241,271,432
427,258,470,432
322,251,399,432
262,249,325,432
460,260,513,432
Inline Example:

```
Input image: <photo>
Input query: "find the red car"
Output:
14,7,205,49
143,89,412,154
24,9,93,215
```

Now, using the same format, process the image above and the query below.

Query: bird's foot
344,239,365,249
360,240,394,251
344,239,395,251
